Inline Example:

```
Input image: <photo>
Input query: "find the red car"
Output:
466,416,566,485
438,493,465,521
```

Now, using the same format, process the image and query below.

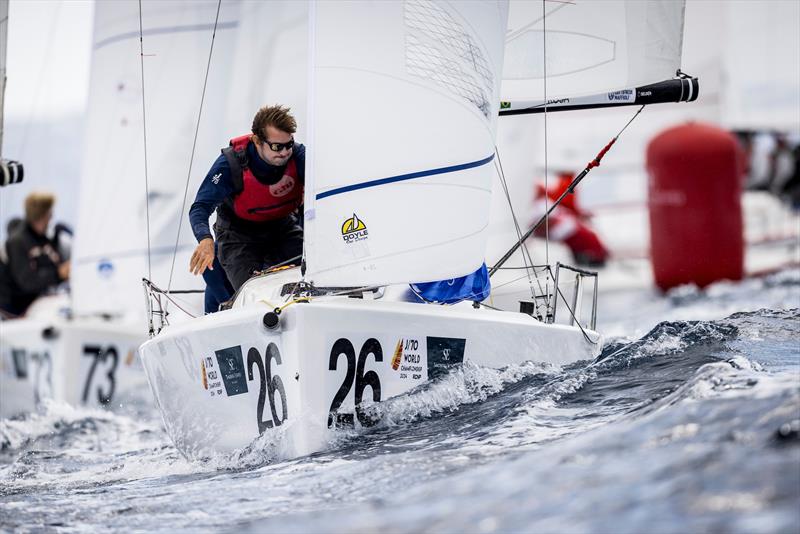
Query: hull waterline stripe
316,154,495,200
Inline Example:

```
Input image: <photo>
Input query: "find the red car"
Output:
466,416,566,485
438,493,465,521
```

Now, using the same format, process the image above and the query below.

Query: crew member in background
531,171,609,267
1,193,70,316
188,104,305,312
0,217,23,317
736,130,800,209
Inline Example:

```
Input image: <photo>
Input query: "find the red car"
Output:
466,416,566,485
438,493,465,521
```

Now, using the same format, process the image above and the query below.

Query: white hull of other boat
139,272,601,460
0,297,149,418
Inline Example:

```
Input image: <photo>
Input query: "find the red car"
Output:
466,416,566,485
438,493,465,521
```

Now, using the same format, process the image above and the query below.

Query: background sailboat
1,0,304,416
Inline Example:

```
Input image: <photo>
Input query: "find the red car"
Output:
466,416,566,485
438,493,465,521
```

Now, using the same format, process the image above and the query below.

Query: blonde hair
24,192,55,224
251,104,297,141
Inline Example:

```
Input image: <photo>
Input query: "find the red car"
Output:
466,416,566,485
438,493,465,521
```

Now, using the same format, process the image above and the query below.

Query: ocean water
1,270,799,533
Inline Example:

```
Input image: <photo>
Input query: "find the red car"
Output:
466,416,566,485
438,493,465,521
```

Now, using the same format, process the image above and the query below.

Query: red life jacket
221,134,303,222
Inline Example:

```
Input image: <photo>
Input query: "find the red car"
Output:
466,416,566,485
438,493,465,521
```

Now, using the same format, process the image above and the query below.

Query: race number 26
247,343,288,434
328,338,383,427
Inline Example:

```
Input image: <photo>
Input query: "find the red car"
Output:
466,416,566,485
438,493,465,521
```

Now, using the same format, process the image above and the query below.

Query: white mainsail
304,0,508,287
502,0,686,105
71,0,240,321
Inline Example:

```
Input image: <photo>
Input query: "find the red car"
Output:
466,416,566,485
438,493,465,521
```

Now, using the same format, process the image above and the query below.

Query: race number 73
82,345,118,404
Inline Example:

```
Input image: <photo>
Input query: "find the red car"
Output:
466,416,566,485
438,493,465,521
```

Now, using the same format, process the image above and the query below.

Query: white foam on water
368,360,558,428
0,400,202,494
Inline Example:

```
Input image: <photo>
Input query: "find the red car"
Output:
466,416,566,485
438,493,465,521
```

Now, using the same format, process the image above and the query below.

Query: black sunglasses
262,138,295,152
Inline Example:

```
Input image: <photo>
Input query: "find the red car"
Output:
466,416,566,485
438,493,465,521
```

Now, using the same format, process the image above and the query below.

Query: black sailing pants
214,214,303,291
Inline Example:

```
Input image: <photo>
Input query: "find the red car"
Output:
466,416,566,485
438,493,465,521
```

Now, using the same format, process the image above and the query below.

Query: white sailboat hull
139,297,601,460
0,310,149,418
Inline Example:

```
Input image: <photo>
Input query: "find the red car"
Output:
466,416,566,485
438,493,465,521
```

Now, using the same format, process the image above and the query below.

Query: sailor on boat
188,105,306,312
530,171,609,268
1,192,70,317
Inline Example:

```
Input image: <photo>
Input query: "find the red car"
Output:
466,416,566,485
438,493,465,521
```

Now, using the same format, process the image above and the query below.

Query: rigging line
541,0,550,277
555,284,601,345
493,148,544,299
166,292,203,317
494,149,534,272
489,273,538,292
17,2,62,158
165,0,223,295
494,158,526,263
222,254,303,308
157,290,199,319
614,104,645,139
489,105,646,277
143,278,200,319
475,301,503,311
138,0,152,282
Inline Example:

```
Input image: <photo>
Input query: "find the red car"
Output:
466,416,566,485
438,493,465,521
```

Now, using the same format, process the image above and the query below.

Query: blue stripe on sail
315,154,495,200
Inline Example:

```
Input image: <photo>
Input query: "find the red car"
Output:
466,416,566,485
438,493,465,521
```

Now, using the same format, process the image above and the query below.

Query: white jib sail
71,0,241,322
502,0,685,103
304,0,509,287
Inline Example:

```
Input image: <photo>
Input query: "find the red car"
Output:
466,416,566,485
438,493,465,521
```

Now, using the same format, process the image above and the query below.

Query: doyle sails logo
341,213,368,243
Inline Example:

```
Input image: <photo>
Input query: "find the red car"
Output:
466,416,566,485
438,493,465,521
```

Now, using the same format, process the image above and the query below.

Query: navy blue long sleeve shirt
189,140,305,242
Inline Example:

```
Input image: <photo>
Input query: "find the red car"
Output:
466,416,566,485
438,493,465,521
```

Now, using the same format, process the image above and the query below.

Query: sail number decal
9,348,53,404
82,344,118,404
328,337,382,428
210,344,289,435
246,343,288,434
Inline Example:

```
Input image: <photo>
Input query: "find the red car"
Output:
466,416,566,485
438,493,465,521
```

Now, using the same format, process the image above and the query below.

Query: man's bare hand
190,237,215,275
58,261,71,281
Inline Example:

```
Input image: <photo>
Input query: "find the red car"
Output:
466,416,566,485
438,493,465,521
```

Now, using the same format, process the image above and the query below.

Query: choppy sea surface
2,269,799,533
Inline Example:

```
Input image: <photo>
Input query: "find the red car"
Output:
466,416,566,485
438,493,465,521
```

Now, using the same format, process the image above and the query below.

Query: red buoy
646,123,745,292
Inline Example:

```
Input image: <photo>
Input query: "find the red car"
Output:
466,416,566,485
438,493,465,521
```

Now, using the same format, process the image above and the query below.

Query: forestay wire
165,0,223,297
493,147,546,300
137,0,152,282
541,0,550,298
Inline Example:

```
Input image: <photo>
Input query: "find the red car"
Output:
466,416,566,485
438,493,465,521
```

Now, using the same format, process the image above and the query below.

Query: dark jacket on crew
189,139,306,296
1,223,64,315
189,140,306,241
0,259,13,316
